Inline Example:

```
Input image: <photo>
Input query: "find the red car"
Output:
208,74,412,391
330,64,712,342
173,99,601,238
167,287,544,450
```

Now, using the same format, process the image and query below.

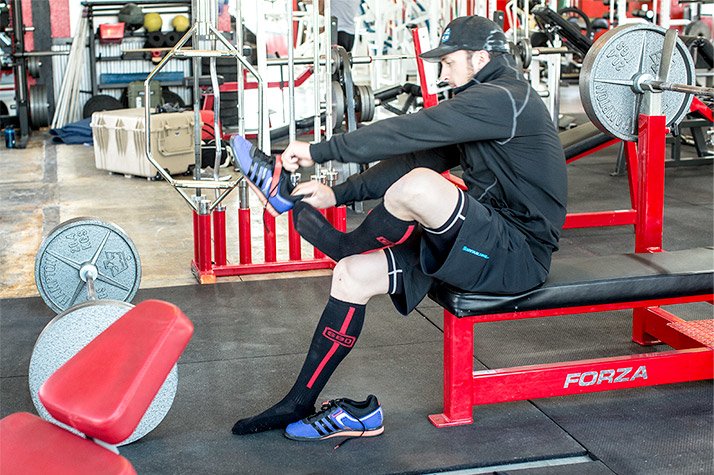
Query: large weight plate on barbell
28,300,179,446
580,24,695,142
35,218,141,314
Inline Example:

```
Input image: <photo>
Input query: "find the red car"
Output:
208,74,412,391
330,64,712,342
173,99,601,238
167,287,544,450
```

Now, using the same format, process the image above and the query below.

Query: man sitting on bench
230,15,568,439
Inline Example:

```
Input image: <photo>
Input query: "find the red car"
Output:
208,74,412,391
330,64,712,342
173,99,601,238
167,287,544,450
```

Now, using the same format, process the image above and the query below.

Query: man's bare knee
385,169,442,219
384,168,459,227
331,254,388,303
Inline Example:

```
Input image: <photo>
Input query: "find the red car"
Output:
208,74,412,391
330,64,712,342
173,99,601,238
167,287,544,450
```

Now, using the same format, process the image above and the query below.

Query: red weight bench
0,300,194,474
425,114,714,427
427,249,714,426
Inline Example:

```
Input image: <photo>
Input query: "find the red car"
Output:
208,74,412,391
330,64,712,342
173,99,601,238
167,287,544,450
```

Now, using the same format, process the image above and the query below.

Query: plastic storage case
91,108,195,178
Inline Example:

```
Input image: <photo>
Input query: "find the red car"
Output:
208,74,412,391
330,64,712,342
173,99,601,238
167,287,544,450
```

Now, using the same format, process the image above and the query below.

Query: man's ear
473,50,490,71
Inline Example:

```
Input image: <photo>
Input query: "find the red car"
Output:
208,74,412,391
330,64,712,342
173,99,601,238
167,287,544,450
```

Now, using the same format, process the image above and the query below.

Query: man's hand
281,141,315,172
292,180,336,209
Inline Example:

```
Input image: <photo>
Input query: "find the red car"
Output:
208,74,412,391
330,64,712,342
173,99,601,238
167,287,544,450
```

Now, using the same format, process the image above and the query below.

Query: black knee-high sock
293,201,416,261
232,297,366,435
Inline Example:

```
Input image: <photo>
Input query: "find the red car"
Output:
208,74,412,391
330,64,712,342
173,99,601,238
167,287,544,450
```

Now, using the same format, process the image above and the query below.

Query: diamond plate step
668,319,714,348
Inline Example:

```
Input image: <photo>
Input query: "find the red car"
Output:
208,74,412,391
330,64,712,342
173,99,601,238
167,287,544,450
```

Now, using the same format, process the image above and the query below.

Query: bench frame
429,114,714,427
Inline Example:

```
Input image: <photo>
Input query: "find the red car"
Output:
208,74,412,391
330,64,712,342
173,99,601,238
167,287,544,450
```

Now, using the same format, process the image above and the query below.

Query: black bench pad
429,248,714,317
560,122,614,160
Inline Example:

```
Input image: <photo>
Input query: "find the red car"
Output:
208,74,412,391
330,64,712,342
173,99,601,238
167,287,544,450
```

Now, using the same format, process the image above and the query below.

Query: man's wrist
309,142,329,164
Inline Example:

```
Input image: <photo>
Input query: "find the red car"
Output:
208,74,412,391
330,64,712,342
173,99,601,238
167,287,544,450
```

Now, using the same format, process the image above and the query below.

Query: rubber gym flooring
1,105,713,473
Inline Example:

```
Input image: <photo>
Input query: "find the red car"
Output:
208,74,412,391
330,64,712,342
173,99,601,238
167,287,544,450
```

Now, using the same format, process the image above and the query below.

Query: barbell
580,23,713,142
511,38,570,69
29,218,178,446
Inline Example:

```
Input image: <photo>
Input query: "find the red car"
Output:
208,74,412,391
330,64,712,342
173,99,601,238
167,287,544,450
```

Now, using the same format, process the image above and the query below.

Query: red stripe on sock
306,306,355,389
394,224,416,245
364,224,416,255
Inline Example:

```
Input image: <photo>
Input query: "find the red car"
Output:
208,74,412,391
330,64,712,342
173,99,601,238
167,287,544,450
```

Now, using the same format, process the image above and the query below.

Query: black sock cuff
371,202,417,225
327,295,366,311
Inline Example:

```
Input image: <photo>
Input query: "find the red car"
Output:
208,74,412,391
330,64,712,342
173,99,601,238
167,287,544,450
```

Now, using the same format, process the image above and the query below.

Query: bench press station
426,24,714,427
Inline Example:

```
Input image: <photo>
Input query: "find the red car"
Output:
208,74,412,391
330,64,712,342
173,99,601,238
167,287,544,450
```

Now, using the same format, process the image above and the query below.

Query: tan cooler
91,108,196,178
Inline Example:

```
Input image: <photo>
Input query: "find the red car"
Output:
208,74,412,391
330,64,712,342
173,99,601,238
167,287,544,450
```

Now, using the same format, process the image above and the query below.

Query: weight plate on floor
35,217,142,314
28,300,179,446
82,94,123,119
580,24,695,142
29,85,49,128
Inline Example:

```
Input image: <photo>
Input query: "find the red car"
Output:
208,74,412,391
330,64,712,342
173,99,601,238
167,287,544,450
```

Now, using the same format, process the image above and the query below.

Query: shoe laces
310,399,367,449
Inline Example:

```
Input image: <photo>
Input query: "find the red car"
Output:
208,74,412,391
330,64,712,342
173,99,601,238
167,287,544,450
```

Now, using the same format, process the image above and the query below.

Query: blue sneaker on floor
230,134,298,214
284,395,384,441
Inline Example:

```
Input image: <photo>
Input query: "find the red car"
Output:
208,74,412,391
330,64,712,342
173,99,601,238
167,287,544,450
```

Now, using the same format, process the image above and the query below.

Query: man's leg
232,252,389,435
293,168,461,261
383,168,462,227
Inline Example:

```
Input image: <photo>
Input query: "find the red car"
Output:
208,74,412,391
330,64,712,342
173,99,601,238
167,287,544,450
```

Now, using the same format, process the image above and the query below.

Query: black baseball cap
420,16,509,62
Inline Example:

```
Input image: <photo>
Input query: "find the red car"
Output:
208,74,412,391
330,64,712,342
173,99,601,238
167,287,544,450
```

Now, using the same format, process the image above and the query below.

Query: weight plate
684,20,712,40
29,85,49,128
82,94,123,119
28,300,179,446
331,81,345,131
27,57,42,79
35,217,142,314
580,24,695,142
355,85,375,123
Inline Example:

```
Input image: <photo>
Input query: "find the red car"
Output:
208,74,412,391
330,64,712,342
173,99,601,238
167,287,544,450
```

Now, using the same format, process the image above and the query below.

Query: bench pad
429,248,714,317
39,300,194,445
0,412,136,475
560,121,615,160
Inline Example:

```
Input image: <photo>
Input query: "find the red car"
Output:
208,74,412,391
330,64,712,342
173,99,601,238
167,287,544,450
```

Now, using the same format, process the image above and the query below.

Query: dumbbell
29,217,178,446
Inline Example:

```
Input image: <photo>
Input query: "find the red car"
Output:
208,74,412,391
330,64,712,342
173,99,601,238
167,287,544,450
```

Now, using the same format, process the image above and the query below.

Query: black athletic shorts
385,193,549,315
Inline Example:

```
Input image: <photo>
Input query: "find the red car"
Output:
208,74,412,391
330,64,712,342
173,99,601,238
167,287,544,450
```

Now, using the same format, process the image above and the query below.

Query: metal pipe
532,46,570,57
266,53,413,66
324,0,332,133
254,1,269,151
14,50,69,57
235,0,244,136
649,81,714,97
210,55,222,184
287,0,296,142
313,0,321,144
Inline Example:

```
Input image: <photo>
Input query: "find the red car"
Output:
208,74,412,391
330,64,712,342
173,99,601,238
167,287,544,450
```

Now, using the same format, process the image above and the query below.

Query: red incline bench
0,300,194,474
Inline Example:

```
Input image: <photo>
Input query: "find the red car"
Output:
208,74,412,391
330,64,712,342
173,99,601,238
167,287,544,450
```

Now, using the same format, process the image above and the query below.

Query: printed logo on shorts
462,245,489,259
323,327,356,348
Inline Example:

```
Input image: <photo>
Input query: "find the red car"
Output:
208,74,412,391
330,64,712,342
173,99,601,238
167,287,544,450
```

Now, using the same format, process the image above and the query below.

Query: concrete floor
0,134,333,300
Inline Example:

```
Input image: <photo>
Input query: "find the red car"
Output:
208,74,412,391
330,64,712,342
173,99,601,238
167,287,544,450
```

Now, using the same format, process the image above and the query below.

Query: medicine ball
144,12,163,33
118,3,144,31
172,14,190,33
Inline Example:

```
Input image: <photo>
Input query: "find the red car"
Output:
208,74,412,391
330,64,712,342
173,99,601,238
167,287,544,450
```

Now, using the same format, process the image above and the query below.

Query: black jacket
309,54,567,269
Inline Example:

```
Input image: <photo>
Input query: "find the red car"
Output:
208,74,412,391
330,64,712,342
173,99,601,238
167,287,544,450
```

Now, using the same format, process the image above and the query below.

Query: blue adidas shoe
230,134,298,214
284,395,384,441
